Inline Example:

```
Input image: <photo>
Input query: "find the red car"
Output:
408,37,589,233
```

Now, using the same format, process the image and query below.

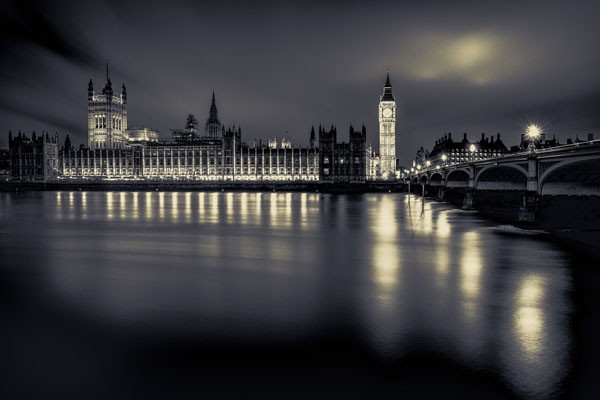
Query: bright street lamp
526,124,542,152
469,143,477,161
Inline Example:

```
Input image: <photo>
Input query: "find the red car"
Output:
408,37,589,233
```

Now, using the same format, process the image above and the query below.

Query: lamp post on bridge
469,143,477,162
519,124,543,222
526,124,542,153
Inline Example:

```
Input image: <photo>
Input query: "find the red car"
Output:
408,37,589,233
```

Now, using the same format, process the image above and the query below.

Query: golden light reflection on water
436,210,451,239
373,241,400,305
371,196,400,303
106,192,114,220
372,196,397,238
240,192,248,225
119,192,126,220
131,192,139,220
81,192,88,220
158,192,165,220
145,192,152,220
184,192,191,223
515,275,546,359
209,192,219,223
226,192,234,224
171,192,179,220
460,231,483,318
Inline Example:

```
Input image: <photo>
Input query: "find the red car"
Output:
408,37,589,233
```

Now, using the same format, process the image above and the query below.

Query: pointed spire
207,91,219,124
381,70,394,101
102,60,113,95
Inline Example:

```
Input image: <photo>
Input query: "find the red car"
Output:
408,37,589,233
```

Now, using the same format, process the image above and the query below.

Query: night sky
1,0,599,163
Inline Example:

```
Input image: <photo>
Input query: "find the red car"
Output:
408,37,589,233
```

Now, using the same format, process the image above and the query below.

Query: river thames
1,191,598,399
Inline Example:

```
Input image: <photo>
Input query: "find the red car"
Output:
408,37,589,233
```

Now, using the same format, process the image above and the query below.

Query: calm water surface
0,191,593,398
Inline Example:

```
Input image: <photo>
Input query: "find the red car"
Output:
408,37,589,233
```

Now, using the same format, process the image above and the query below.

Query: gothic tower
205,91,223,138
378,71,396,178
87,62,128,149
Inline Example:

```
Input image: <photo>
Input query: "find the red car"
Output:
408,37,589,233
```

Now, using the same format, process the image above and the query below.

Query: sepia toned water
0,191,597,399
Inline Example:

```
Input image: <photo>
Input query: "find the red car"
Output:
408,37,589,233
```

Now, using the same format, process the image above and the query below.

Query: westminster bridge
407,139,600,226
410,139,600,196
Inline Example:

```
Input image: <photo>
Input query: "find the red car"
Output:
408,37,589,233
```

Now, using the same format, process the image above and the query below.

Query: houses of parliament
8,68,399,183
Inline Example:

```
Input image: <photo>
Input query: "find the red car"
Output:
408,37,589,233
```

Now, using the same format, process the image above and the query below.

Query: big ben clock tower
379,71,396,179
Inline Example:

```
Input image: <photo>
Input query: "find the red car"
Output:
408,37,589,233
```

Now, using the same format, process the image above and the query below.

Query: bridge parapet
407,142,600,196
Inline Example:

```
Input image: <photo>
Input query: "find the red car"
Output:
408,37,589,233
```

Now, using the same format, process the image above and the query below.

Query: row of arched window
94,115,123,130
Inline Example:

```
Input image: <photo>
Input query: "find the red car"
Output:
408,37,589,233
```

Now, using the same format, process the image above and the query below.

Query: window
324,156,329,164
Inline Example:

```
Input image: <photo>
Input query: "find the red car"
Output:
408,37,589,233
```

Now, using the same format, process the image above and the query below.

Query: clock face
383,108,392,118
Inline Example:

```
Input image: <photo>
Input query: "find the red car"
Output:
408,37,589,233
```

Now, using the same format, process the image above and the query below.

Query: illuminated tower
378,72,396,178
205,91,223,138
87,62,127,149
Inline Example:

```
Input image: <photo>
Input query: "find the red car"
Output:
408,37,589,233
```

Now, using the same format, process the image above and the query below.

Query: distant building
8,131,59,181
9,66,387,184
170,114,199,143
422,132,508,165
318,124,368,182
127,127,159,144
88,63,127,150
0,148,9,181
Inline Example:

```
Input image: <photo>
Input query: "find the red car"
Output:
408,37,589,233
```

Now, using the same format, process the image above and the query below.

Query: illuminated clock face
383,108,392,118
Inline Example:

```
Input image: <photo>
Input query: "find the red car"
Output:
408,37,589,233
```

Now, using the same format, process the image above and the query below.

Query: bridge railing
409,139,600,176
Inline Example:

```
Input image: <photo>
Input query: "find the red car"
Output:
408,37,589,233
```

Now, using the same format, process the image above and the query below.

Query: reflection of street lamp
526,124,542,153
469,143,477,162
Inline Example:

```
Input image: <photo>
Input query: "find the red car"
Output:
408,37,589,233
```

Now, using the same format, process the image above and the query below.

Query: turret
121,83,127,103
88,79,94,101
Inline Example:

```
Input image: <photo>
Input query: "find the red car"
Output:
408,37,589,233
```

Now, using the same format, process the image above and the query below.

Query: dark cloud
1,0,599,163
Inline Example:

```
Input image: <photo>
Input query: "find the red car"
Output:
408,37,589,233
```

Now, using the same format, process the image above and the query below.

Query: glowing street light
417,164,422,171
469,143,477,162
426,160,431,167
526,124,542,153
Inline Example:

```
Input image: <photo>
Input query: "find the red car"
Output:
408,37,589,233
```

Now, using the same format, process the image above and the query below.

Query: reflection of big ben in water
379,72,396,179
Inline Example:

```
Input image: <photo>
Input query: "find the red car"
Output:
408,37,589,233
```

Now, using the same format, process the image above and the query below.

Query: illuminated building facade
378,72,397,179
8,71,380,183
126,127,159,144
88,64,128,150
58,86,320,182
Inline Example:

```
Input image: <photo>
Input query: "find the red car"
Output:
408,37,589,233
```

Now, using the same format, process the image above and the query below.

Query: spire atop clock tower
381,71,394,101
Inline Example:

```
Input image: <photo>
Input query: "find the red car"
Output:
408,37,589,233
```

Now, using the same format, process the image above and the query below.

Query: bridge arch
446,169,470,188
540,157,600,195
475,164,528,190
419,175,429,184
430,172,443,186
